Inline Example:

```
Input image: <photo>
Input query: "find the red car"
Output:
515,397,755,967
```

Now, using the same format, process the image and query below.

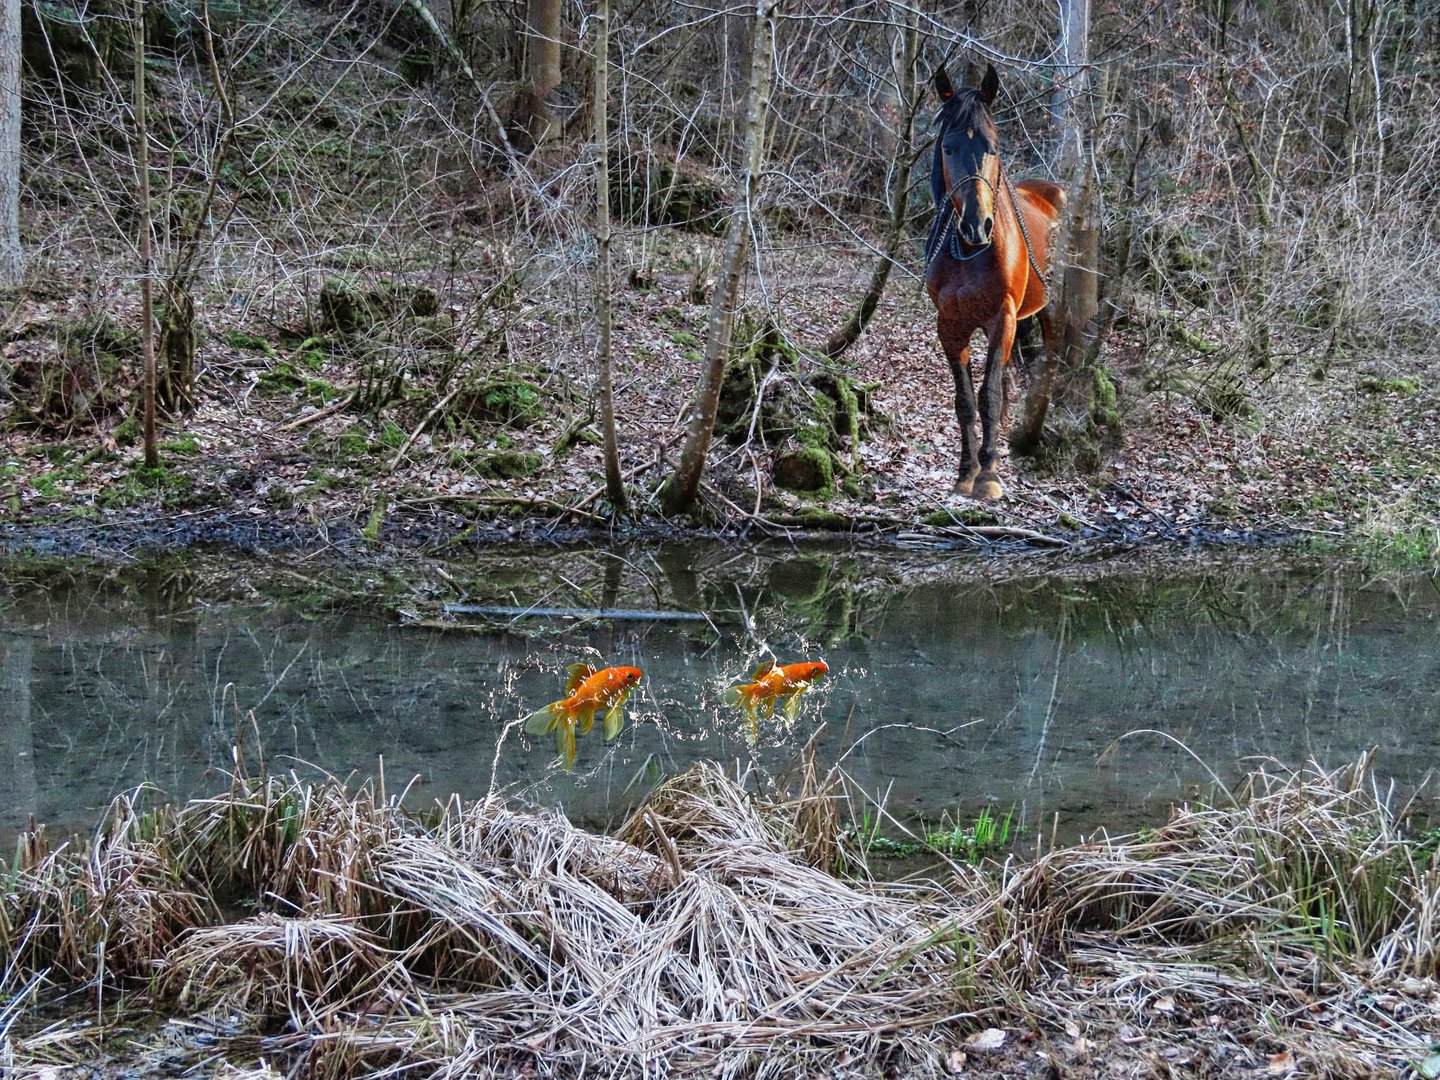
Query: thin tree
659,0,777,517
594,0,627,515
0,0,20,287
823,9,919,360
1011,0,1098,455
134,0,158,468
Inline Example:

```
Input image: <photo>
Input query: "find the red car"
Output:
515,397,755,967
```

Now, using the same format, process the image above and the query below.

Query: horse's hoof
952,476,975,497
973,474,1005,500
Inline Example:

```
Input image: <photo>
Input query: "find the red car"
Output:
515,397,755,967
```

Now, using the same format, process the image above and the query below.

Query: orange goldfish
524,663,643,770
722,660,828,739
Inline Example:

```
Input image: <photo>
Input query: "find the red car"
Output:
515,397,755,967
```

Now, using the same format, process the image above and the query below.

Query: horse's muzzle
959,215,994,248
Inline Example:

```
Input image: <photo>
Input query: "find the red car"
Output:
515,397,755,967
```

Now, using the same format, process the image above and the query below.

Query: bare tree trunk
0,0,20,287
823,10,918,360
1011,0,1097,457
521,0,562,146
594,0,627,515
659,0,776,517
134,0,158,468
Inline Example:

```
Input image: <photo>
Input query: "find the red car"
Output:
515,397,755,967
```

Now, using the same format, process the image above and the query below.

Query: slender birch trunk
659,0,776,517
135,0,158,467
1012,0,1096,456
0,0,21,287
594,0,628,515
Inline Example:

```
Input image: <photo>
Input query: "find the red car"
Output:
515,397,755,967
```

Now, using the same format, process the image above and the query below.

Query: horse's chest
927,260,1008,330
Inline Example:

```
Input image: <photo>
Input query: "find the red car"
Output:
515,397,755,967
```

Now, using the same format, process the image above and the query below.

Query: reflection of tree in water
968,564,1379,656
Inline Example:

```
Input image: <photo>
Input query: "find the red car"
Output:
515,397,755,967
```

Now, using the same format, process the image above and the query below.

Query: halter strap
925,165,1050,290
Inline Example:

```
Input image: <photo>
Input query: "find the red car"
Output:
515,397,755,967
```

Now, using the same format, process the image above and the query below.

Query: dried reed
2,753,1437,1077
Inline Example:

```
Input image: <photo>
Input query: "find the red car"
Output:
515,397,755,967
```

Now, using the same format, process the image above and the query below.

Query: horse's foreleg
975,302,1018,500
938,316,980,495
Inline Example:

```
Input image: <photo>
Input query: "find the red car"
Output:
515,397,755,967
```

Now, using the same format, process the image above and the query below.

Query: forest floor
3,240,1439,568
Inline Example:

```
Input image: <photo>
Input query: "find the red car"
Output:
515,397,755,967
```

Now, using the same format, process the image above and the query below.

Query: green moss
772,441,834,495
450,449,543,480
920,506,1000,528
318,277,440,335
670,331,700,348
256,362,305,396
223,331,274,355
113,415,141,448
1091,366,1121,430
452,375,545,428
1358,375,1421,396
332,431,371,460
378,421,407,450
95,464,194,509
159,433,201,455
783,506,850,529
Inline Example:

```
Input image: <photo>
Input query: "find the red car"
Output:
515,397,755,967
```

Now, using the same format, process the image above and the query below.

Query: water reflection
0,549,1436,843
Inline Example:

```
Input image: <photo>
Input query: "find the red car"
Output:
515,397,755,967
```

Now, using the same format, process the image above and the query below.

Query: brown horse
925,63,1064,499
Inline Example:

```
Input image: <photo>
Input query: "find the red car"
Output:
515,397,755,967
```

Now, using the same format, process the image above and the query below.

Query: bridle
927,145,1050,290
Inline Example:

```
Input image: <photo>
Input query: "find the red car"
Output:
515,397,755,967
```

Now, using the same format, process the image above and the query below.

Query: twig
389,385,462,472
283,394,355,432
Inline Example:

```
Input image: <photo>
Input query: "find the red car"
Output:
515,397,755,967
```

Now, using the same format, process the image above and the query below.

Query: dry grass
2,753,1438,1077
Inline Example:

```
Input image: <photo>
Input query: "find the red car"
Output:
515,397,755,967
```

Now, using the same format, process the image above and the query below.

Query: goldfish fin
558,721,577,771
750,661,777,681
564,663,596,694
721,685,745,709
602,703,625,741
744,706,759,743
575,705,598,736
523,702,563,737
782,687,807,721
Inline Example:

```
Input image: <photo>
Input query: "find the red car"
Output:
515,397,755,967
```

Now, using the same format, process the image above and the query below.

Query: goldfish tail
523,701,565,737
721,685,745,709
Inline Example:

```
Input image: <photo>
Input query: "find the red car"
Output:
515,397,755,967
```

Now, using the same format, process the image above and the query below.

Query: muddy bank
0,502,1302,567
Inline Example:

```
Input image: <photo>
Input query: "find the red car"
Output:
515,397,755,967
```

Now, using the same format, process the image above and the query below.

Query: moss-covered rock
318,277,440,335
772,440,833,494
3,313,137,432
450,449,544,479
610,151,727,234
451,373,546,428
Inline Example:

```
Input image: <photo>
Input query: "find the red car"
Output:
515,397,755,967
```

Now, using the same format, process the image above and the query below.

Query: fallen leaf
965,1027,1007,1051
1268,1050,1294,1073
1153,994,1176,1013
944,1049,967,1074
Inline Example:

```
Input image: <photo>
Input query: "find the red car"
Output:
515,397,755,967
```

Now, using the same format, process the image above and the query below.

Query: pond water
1,546,1436,847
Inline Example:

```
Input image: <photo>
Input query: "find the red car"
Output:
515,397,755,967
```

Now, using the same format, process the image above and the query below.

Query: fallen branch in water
442,603,713,622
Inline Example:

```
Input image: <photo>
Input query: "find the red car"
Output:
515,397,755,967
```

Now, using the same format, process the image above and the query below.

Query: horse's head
931,63,1001,251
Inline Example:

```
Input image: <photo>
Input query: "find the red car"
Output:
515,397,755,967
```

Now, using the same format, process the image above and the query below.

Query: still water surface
1,547,1436,844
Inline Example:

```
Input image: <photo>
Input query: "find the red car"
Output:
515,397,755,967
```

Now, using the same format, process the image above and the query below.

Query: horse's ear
978,63,1000,104
933,67,955,100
